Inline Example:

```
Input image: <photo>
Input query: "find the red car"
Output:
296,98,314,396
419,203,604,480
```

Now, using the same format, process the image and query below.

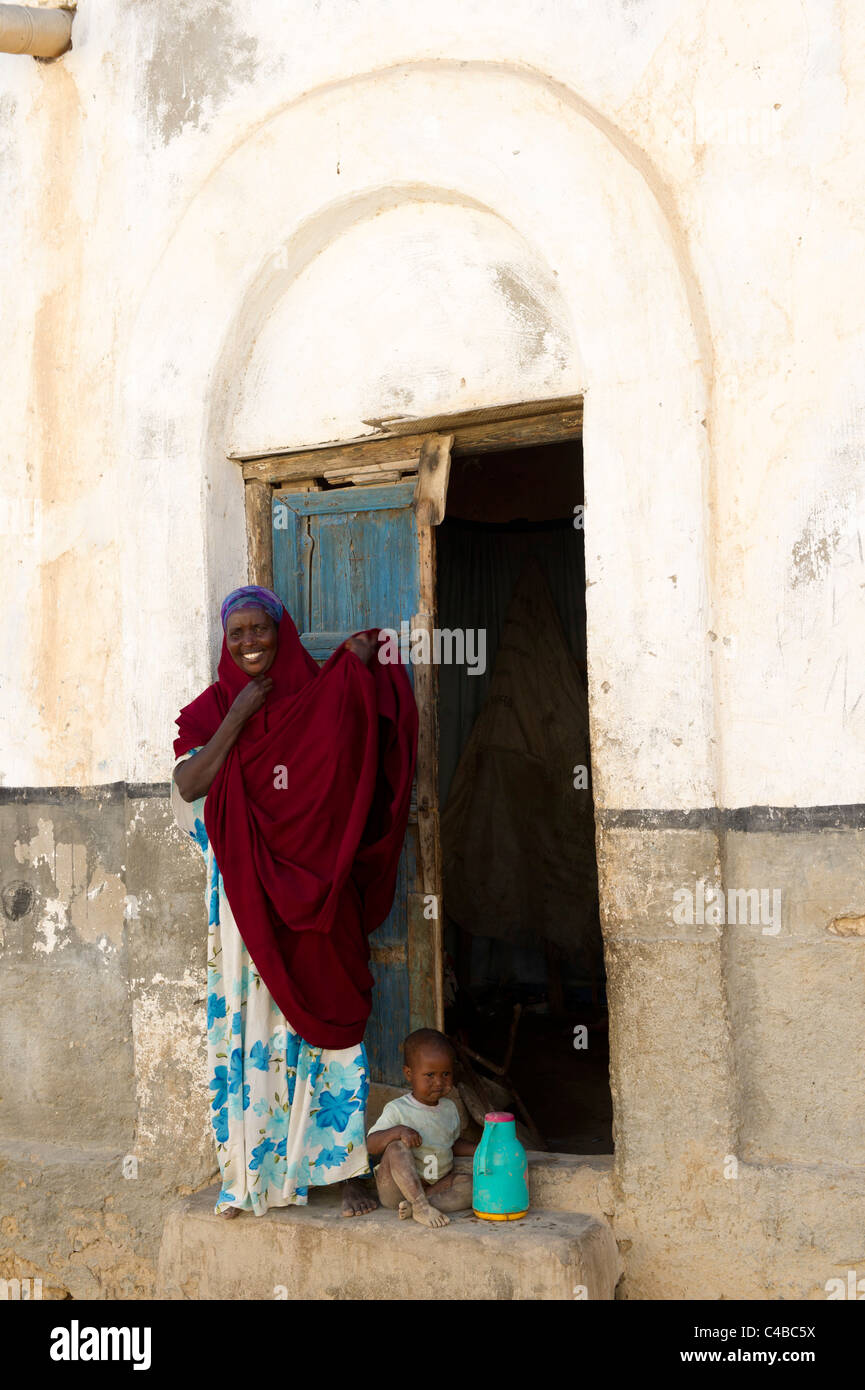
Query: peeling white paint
149,969,201,989
33,899,67,954
789,489,857,588
131,990,210,1155
14,819,56,868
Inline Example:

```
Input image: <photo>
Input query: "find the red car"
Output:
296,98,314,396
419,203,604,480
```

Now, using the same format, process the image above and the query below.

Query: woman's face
225,605,278,677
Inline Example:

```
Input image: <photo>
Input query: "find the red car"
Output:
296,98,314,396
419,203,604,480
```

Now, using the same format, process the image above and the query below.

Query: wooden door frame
234,394,585,1038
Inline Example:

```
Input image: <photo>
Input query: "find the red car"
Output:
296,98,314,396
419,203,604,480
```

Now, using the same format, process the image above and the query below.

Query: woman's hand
228,675,274,726
344,633,377,667
174,678,272,802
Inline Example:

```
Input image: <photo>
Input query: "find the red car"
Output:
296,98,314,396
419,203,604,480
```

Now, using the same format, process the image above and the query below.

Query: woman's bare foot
341,1178,378,1217
410,1199,450,1228
398,1200,413,1220
219,1207,240,1219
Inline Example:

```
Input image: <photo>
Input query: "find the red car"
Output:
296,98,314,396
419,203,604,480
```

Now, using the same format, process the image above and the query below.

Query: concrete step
157,1184,620,1300
524,1151,614,1218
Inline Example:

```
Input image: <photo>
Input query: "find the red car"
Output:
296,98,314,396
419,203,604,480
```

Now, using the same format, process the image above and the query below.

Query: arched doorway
124,58,718,1170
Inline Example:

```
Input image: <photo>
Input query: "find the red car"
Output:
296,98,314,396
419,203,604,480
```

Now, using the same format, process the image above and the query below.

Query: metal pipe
0,4,73,58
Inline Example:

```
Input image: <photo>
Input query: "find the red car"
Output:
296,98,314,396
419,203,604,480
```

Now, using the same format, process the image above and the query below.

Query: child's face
404,1046,454,1105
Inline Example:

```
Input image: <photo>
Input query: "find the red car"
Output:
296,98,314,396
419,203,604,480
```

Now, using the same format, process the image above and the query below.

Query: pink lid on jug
484,1112,515,1123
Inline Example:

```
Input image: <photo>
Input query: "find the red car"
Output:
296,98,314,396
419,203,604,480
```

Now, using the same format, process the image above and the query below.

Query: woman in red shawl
172,586,417,1218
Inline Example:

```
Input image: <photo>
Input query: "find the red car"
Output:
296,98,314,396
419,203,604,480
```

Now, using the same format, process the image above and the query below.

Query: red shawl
174,610,418,1049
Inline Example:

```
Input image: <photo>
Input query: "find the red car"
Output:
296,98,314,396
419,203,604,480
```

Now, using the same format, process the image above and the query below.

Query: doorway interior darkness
436,440,612,1154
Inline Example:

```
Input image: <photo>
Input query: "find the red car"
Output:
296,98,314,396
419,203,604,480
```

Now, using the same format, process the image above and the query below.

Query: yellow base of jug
473,1208,528,1221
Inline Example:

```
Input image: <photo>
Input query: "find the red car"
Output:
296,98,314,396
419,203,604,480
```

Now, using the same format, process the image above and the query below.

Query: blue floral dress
172,751,371,1215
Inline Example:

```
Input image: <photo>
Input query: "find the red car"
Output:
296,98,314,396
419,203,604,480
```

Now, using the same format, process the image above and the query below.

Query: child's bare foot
341,1179,378,1217
398,1199,413,1220
411,1199,450,1228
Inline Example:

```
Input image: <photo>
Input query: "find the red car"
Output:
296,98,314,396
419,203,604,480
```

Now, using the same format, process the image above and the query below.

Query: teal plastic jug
472,1111,529,1220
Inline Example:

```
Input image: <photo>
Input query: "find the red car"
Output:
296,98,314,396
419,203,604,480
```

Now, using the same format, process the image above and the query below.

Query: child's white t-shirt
368,1092,461,1181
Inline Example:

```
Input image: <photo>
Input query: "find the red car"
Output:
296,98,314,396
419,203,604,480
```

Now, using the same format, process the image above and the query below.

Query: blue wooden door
272,482,430,1084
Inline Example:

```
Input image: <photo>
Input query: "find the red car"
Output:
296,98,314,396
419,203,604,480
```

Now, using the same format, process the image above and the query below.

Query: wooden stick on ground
450,1012,548,1151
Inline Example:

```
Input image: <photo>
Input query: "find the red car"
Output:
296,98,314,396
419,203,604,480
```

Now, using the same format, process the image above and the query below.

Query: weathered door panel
363,824,416,1077
273,482,419,652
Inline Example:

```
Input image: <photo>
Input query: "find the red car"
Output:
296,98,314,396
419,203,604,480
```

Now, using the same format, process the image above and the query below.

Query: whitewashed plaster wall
1,0,863,812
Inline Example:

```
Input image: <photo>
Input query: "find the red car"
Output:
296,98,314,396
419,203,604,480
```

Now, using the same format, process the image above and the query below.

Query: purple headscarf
220,585,284,630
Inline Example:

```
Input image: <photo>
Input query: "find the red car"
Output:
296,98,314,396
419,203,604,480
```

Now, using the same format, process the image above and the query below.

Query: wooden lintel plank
323,467,406,485
450,407,582,456
237,404,582,483
322,459,419,478
343,474,403,486
242,437,427,483
275,478,319,492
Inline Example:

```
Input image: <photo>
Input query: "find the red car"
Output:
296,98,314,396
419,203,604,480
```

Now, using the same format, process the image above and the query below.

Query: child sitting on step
366,1028,477,1227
